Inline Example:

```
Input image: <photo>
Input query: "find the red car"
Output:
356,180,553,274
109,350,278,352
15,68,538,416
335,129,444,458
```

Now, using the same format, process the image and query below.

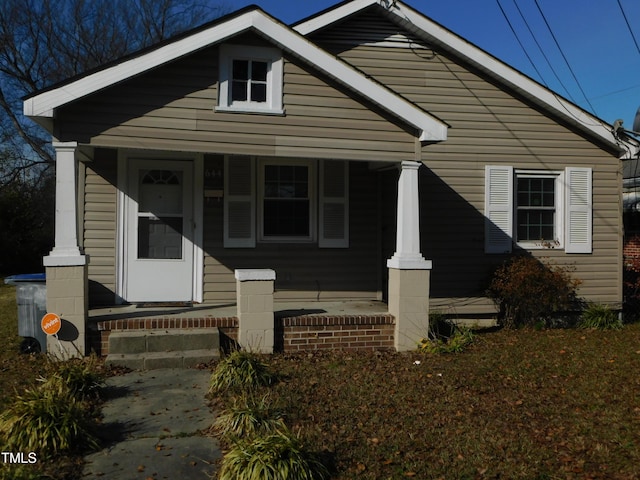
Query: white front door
125,159,194,302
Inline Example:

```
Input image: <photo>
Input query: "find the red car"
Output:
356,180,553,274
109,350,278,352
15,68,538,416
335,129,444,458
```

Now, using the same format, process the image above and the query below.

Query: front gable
55,32,420,162
25,7,447,147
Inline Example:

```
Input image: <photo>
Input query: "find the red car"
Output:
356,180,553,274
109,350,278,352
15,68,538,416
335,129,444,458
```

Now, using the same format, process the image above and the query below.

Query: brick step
105,349,218,370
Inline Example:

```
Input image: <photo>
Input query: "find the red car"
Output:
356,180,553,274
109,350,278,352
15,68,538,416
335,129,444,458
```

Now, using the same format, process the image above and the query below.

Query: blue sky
225,0,640,130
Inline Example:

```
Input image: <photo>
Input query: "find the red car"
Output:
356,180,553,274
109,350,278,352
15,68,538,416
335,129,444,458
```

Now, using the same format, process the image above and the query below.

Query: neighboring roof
294,0,639,157
23,6,447,143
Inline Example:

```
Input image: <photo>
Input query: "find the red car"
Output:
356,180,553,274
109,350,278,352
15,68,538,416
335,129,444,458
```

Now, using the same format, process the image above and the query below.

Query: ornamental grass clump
578,303,623,330
219,430,330,480
47,354,105,400
0,379,99,459
487,256,582,328
209,350,277,394
419,313,475,354
214,392,287,442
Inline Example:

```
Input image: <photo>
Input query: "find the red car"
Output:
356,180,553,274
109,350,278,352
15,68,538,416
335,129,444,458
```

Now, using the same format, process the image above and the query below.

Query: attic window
217,44,284,114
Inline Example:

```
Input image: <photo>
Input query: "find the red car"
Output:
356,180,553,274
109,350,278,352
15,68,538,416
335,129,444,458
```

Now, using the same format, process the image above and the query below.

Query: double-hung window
516,172,560,245
217,44,284,114
485,165,592,254
223,157,349,248
260,160,314,241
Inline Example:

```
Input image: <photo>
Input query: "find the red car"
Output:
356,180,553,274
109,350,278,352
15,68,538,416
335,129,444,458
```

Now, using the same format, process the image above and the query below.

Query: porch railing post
235,269,276,354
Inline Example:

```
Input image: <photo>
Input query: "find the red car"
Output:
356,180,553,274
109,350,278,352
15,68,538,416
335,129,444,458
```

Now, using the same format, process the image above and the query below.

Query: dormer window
217,44,284,114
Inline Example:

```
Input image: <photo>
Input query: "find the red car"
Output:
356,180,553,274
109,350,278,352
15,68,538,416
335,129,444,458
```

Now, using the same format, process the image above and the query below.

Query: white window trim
217,44,284,115
514,169,564,250
257,158,316,243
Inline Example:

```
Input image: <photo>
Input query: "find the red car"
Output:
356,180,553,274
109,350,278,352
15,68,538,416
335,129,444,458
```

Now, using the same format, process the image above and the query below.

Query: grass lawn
262,326,640,479
3,280,640,479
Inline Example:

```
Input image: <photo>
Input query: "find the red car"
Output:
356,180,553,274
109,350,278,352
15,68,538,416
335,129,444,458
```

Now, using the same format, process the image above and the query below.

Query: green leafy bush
487,256,582,328
209,350,277,394
214,393,287,441
0,380,99,459
579,303,623,330
219,430,330,480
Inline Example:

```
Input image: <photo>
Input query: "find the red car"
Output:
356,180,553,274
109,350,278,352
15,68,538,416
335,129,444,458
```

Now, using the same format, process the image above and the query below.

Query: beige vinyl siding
316,12,622,308
83,148,118,306
203,160,381,302
56,38,416,163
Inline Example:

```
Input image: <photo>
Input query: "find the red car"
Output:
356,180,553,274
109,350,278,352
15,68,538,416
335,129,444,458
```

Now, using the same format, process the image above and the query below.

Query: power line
495,1,549,86
616,0,640,56
507,0,577,103
533,0,598,115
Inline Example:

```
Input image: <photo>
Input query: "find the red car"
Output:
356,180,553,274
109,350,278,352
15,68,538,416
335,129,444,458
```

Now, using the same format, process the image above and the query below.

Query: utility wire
494,0,549,87
533,0,598,115
507,0,577,103
616,0,640,56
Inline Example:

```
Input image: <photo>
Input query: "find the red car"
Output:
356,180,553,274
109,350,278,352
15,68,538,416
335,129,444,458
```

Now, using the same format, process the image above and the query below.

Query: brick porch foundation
94,313,395,356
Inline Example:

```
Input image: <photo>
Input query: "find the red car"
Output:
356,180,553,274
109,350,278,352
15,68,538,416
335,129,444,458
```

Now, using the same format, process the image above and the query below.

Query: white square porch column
387,161,431,352
43,141,89,357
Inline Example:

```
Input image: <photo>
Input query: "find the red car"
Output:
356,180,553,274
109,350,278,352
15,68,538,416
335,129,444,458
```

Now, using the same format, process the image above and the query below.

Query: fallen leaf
405,472,417,477
137,465,145,472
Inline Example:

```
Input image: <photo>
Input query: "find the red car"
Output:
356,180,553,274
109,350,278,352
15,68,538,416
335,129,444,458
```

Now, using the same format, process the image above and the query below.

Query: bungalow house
24,0,638,356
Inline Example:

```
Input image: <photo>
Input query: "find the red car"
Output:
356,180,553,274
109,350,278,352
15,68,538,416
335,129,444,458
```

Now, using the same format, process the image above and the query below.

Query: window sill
215,105,285,116
516,242,564,251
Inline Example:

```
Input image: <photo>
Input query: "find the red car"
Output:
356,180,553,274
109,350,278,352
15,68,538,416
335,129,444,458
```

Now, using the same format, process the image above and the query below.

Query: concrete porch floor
89,300,390,322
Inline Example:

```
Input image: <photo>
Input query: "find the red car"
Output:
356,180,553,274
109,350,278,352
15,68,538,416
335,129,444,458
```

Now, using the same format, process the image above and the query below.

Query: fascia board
23,13,256,118
385,3,633,154
293,0,379,35
24,8,447,143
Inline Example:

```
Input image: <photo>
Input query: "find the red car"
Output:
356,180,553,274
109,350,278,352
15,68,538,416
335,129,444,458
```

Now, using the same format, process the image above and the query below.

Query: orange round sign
41,313,61,336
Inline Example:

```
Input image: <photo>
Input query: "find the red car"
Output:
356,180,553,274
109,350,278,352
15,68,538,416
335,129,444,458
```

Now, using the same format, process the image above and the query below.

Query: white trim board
24,8,447,144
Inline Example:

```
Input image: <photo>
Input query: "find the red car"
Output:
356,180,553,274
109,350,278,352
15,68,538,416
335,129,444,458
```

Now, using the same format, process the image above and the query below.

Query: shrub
219,430,330,480
214,393,287,441
578,303,623,330
0,380,99,459
209,350,277,394
487,256,582,328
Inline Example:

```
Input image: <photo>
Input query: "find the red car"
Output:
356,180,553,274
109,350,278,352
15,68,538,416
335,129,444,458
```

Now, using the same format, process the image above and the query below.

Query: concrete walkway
84,368,221,479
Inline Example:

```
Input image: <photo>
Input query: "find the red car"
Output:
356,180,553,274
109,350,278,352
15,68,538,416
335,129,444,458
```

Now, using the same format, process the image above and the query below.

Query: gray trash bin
4,273,47,353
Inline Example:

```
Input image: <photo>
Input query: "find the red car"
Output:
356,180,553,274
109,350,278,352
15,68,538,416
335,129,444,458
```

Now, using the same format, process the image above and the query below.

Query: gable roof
294,0,638,157
23,6,447,144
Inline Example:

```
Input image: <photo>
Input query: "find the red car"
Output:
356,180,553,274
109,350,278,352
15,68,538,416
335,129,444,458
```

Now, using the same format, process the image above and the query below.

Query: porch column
235,269,275,354
43,141,89,357
387,161,431,352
